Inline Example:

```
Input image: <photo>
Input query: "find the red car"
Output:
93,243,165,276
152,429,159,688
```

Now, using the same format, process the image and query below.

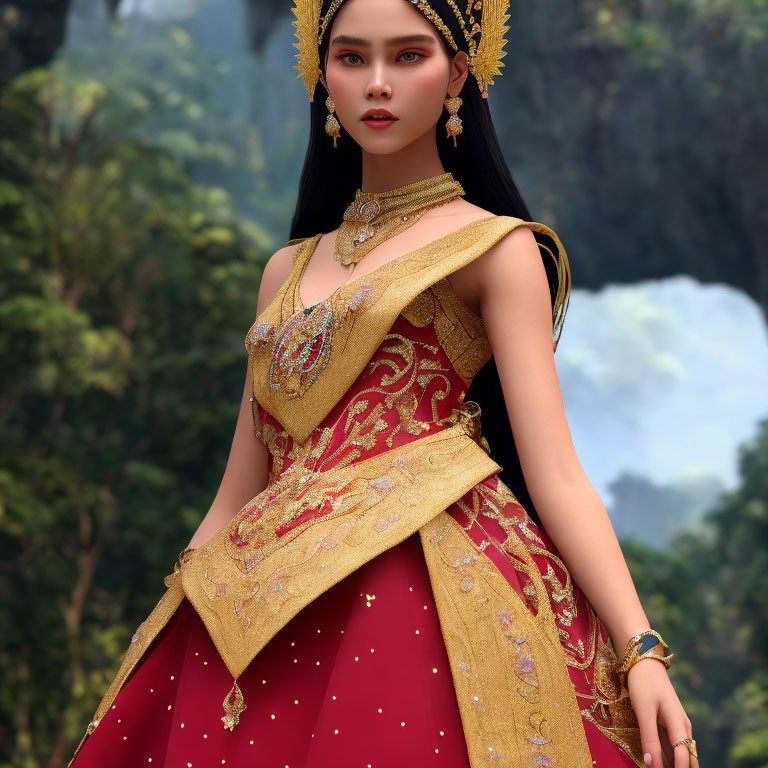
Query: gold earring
444,96,463,147
325,95,341,148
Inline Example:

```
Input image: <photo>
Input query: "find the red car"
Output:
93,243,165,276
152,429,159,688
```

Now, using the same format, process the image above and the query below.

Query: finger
684,713,699,768
670,728,691,768
658,723,675,768
660,699,695,768
634,703,664,768
663,720,692,768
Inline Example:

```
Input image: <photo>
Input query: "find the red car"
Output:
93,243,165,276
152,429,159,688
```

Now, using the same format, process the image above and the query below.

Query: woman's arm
471,226,696,768
186,243,298,549
476,227,650,656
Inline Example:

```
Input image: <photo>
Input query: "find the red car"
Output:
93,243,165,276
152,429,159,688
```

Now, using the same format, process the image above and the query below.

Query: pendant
357,199,381,220
269,303,336,397
353,223,375,248
221,679,247,731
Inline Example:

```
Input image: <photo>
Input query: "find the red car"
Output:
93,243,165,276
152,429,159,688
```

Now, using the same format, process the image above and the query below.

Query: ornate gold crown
291,0,511,101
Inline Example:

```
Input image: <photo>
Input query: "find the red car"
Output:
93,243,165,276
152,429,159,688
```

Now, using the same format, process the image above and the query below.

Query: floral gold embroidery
266,285,375,397
446,473,645,766
247,217,567,444
419,510,594,767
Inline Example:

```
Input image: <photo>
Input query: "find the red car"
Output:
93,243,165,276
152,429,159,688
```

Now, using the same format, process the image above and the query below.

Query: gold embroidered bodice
245,214,568,464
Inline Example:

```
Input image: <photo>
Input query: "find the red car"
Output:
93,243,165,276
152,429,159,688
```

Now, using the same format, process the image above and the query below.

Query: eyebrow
329,33,437,47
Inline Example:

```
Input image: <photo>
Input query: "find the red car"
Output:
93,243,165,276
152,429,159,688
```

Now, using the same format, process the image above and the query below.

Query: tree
0,23,270,767
620,417,768,767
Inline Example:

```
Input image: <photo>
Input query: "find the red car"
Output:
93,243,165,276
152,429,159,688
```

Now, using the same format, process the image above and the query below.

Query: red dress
70,217,645,768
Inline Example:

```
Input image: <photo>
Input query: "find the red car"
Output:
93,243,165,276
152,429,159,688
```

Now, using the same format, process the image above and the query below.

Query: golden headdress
291,0,511,101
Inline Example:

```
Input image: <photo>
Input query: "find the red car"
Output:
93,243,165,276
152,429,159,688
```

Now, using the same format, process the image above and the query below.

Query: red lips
361,108,398,121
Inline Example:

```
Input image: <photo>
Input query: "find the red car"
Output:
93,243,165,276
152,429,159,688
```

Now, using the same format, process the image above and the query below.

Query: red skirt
70,528,640,767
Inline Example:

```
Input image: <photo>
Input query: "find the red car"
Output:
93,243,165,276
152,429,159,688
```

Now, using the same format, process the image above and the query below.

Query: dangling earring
444,95,463,147
325,95,341,148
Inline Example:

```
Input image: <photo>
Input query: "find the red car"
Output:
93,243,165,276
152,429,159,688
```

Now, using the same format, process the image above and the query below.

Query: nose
366,64,392,99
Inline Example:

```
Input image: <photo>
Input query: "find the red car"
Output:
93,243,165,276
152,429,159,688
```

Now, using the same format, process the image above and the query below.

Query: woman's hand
626,658,699,768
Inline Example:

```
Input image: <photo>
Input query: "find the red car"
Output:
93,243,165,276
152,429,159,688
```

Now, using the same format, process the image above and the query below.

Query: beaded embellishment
221,679,247,731
247,283,374,398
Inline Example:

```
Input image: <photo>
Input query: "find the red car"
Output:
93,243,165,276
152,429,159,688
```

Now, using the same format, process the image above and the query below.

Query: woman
69,1,699,766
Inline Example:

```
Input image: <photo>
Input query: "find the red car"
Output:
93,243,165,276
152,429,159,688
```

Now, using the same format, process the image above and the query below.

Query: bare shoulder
477,223,551,334
476,222,542,291
440,199,528,315
255,240,303,316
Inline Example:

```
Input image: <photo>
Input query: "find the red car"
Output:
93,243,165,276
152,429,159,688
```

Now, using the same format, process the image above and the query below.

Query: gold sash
422,512,593,766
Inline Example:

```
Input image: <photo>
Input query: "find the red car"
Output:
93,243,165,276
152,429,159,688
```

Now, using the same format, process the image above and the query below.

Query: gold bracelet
617,629,662,669
617,629,674,678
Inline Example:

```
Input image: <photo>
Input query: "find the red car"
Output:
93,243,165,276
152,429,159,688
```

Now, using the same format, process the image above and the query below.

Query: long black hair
289,0,567,527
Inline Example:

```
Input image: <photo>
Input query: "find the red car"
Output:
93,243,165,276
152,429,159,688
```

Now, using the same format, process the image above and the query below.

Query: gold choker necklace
334,172,465,266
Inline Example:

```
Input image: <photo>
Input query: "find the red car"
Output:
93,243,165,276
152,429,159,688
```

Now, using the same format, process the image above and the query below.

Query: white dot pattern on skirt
85,536,484,766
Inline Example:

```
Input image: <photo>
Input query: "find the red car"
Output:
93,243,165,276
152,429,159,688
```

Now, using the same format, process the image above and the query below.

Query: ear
447,50,469,98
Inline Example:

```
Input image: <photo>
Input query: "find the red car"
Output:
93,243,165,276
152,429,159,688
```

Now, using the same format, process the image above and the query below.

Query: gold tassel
221,678,247,731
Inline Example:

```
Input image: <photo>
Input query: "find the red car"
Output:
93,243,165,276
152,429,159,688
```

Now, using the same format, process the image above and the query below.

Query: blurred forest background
0,0,766,766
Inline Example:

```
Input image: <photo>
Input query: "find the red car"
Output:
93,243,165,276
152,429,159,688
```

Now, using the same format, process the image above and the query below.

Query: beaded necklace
334,171,465,266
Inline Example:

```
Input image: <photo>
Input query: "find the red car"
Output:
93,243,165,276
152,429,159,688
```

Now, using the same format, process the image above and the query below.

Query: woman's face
322,0,468,155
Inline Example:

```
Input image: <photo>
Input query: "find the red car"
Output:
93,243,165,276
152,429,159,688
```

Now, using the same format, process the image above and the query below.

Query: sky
558,276,768,510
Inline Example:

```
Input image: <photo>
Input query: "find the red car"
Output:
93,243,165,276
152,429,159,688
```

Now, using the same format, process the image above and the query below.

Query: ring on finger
674,737,698,759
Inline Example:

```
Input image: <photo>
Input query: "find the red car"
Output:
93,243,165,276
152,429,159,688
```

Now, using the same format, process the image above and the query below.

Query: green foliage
618,418,768,767
0,20,273,768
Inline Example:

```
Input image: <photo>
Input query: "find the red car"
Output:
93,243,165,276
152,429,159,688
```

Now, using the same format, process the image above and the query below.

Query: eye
399,51,423,63
339,53,364,65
